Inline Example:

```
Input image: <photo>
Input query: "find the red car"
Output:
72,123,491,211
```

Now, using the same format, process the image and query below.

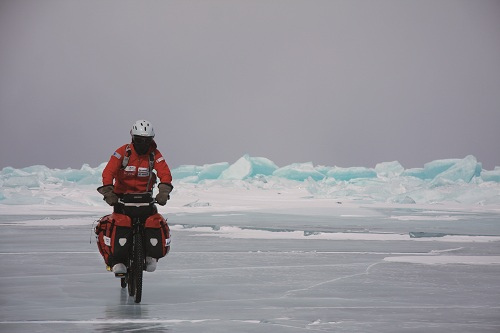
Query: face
132,135,153,155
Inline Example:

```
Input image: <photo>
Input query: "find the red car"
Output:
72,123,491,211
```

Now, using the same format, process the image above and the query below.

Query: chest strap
121,145,132,169
146,151,155,192
122,144,156,192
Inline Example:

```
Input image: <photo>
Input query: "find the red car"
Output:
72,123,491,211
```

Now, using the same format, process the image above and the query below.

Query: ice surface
1,154,500,332
171,164,201,180
403,158,462,179
1,154,500,206
326,166,377,181
171,163,231,182
375,161,405,178
430,155,481,187
172,155,278,182
1,201,500,332
481,167,500,182
273,162,325,181
219,154,278,180
198,162,230,180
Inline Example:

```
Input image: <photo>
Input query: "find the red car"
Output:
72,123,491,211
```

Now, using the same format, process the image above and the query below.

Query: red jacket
102,141,172,194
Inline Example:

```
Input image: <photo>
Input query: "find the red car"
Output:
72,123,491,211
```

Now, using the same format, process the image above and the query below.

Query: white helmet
130,120,155,137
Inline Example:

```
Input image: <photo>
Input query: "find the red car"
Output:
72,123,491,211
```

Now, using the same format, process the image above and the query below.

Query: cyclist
97,120,173,274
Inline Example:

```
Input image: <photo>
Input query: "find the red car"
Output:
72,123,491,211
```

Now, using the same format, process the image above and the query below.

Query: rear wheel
132,232,144,303
121,278,127,288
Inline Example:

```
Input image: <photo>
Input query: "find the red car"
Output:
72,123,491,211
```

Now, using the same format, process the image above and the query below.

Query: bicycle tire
121,278,127,288
133,231,144,303
127,250,135,296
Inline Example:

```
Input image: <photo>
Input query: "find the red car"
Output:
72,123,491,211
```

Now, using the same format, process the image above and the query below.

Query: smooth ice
1,205,500,333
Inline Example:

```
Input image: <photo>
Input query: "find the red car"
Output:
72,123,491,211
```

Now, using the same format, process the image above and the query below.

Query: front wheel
132,232,144,303
127,257,135,296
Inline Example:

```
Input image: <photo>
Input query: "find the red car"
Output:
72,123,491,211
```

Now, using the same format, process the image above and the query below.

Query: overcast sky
1,0,499,171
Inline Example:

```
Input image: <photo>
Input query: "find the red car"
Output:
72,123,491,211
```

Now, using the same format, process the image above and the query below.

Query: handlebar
115,192,168,207
117,199,157,207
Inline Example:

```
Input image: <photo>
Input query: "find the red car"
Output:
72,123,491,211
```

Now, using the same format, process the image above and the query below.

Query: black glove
97,185,118,206
156,183,173,206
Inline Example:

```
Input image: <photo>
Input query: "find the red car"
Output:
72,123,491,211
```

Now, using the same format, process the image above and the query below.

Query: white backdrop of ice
1,154,499,206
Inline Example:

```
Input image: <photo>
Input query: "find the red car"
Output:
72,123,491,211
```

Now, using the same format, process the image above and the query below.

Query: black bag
144,213,171,259
119,193,155,217
95,213,132,266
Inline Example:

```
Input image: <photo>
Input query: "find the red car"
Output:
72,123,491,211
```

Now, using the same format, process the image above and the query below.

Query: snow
1,154,500,332
383,255,500,265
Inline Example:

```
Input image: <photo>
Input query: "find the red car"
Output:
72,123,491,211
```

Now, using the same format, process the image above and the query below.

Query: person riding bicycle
97,119,173,274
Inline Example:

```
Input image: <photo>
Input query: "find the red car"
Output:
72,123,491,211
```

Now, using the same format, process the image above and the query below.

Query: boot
112,263,127,274
146,256,157,272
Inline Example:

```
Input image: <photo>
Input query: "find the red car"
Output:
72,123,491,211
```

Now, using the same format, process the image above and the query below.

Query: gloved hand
156,183,173,206
97,185,118,206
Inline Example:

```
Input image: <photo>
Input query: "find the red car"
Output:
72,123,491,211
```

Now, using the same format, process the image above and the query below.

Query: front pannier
95,213,132,266
144,213,171,259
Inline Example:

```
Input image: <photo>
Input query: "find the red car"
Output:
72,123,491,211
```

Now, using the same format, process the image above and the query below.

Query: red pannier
144,213,171,259
95,213,132,267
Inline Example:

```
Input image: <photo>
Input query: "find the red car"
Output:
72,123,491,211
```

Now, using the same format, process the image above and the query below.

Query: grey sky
1,0,499,170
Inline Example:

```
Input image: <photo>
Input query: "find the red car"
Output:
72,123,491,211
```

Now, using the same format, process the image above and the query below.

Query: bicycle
115,192,158,304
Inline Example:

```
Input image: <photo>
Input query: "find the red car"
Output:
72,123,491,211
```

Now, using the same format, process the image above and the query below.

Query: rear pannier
144,213,171,259
95,213,132,266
